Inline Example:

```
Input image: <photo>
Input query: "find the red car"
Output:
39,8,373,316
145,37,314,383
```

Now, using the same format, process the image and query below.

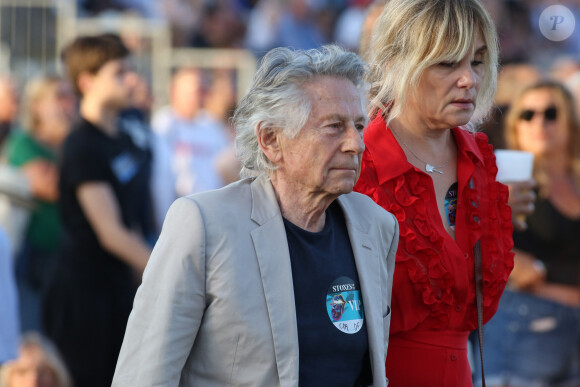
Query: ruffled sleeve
469,133,514,324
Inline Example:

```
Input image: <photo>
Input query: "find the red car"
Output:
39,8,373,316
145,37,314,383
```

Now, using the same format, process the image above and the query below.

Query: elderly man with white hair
113,45,398,387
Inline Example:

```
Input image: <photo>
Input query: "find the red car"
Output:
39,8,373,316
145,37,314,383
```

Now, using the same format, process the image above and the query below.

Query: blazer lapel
250,176,299,387
337,195,386,387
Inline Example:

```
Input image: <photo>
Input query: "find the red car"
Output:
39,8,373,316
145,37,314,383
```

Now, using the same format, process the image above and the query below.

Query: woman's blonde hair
504,80,580,196
367,0,498,128
21,75,64,133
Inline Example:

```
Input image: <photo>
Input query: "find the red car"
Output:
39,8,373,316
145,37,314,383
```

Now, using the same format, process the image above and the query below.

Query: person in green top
2,75,76,333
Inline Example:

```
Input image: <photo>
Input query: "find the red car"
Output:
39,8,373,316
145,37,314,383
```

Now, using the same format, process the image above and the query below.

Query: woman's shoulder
3,129,48,164
454,127,498,170
454,127,492,150
5,128,36,149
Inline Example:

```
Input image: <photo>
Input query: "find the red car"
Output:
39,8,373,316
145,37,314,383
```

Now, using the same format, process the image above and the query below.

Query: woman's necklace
391,128,450,174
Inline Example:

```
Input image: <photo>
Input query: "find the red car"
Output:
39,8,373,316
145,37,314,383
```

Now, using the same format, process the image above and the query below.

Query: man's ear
256,123,282,165
77,71,94,96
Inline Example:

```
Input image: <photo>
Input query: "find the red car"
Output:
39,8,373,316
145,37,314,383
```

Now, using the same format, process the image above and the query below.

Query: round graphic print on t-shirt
326,276,364,334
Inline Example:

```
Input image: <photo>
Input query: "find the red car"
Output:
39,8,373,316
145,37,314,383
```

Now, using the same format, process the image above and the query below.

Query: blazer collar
250,174,374,233
337,194,386,387
250,175,299,387
250,174,282,226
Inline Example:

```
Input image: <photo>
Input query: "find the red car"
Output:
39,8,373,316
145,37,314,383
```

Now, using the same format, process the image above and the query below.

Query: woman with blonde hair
354,0,529,385
481,80,580,386
2,75,75,333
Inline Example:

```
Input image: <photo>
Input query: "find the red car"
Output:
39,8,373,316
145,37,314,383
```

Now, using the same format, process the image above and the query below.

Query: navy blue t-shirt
283,201,372,387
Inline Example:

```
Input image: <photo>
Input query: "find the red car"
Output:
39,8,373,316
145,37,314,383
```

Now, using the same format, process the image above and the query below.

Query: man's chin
331,181,357,196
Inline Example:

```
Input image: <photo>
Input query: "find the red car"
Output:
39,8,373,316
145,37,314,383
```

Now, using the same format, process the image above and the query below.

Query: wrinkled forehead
301,76,366,113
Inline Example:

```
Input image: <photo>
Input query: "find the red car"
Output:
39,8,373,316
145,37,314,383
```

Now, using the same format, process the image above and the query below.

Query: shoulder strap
474,239,486,387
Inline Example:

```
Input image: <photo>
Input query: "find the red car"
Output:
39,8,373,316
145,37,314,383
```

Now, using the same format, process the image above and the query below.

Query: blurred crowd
0,0,580,386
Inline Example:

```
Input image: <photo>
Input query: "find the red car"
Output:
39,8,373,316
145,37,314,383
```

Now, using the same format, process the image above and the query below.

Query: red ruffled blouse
355,114,514,334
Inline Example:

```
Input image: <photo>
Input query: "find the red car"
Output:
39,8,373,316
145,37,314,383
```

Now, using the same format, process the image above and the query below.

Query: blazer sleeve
112,196,207,386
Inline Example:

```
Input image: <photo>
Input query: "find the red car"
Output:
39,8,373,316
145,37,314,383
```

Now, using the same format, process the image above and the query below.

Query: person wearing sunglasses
479,80,580,386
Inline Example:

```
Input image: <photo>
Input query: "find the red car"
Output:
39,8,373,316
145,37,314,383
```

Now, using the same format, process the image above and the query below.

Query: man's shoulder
341,190,382,209
181,178,253,210
340,191,395,222
63,120,104,156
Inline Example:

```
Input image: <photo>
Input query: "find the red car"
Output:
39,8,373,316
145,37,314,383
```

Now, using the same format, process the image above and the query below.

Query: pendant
426,163,444,174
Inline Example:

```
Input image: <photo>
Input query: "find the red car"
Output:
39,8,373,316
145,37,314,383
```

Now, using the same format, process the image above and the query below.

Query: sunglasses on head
518,106,558,122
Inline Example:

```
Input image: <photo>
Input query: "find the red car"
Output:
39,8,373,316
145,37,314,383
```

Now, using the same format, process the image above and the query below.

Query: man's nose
344,124,365,154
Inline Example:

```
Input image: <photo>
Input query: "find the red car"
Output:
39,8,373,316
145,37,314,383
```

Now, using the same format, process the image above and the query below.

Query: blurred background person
357,0,388,61
188,0,246,48
479,63,543,150
116,71,157,244
204,66,241,185
481,0,531,64
479,80,580,387
0,76,20,150
2,75,76,334
0,225,19,367
42,34,152,387
333,0,374,52
121,72,154,123
0,333,71,387
244,0,328,55
150,66,231,230
549,56,580,85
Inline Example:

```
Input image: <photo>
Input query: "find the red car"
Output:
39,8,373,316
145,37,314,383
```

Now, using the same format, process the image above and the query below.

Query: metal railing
0,0,257,111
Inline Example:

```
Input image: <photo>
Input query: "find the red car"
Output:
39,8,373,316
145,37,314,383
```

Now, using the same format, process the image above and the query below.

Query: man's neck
269,173,337,233
80,98,119,136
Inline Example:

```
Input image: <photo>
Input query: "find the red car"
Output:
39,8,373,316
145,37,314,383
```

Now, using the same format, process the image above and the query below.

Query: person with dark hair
42,33,152,387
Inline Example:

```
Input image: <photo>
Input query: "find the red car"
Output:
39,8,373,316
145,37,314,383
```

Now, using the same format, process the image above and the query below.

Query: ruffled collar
363,113,485,186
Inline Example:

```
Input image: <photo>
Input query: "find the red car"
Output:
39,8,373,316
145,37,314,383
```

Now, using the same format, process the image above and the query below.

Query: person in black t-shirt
42,33,153,387
113,45,399,387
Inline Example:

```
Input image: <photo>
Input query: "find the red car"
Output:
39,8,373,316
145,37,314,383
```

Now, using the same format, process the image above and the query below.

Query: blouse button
455,305,462,312
463,253,469,259
450,354,457,361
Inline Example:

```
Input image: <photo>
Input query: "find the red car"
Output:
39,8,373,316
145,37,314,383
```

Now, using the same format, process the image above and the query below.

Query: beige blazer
113,175,398,387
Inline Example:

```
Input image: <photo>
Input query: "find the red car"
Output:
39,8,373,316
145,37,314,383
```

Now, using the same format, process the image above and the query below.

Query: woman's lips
451,99,474,109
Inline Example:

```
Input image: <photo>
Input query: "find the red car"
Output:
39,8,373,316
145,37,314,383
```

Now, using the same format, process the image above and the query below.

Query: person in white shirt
150,67,230,230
